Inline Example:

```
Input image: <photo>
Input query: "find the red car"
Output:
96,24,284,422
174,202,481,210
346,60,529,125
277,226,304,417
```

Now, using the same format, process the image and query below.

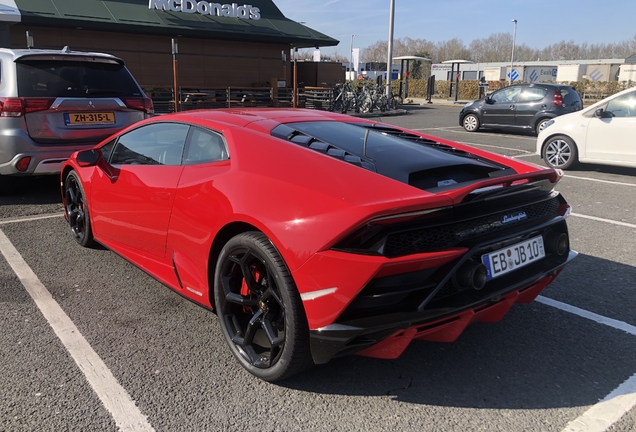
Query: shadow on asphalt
573,163,636,177
0,175,61,206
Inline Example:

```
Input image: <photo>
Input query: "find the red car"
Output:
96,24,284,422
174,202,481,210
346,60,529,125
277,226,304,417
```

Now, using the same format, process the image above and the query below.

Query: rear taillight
0,98,54,117
16,156,31,172
551,91,563,107
122,97,154,115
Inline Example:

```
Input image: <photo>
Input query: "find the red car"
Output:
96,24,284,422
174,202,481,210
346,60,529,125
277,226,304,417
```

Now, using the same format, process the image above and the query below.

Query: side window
100,138,116,163
491,86,521,103
518,87,547,102
184,127,228,165
110,123,190,166
606,92,636,118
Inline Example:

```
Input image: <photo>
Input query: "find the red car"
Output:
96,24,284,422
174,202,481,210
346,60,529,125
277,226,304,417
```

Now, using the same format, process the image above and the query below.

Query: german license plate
481,236,545,280
64,112,115,125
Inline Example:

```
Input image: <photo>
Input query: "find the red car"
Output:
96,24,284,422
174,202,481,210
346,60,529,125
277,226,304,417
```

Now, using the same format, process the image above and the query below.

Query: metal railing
145,86,299,114
143,84,401,114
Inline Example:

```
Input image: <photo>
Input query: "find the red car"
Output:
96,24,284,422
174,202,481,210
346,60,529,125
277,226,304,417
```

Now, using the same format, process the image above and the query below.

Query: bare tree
358,33,636,64
436,38,471,63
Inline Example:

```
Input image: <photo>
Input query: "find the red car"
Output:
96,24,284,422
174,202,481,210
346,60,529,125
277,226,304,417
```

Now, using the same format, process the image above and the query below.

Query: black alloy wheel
64,171,95,247
214,232,312,381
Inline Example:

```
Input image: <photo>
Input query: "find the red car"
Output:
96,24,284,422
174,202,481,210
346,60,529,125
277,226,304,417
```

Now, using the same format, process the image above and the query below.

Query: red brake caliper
240,263,262,313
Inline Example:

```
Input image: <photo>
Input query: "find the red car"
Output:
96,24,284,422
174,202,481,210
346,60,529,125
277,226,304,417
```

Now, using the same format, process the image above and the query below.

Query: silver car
0,47,153,194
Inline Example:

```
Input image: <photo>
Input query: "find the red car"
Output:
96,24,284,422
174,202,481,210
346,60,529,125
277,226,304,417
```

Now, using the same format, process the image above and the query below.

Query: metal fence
144,86,333,114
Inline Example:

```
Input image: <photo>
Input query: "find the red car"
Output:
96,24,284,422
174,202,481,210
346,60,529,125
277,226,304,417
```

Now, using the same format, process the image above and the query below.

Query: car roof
0,47,124,64
507,83,571,89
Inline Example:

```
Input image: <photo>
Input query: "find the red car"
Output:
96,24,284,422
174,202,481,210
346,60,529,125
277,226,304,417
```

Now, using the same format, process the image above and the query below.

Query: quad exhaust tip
546,231,568,256
455,260,488,290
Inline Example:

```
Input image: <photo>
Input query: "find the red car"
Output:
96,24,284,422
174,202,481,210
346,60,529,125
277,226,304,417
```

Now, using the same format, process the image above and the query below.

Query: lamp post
386,0,395,97
509,19,517,85
349,34,357,81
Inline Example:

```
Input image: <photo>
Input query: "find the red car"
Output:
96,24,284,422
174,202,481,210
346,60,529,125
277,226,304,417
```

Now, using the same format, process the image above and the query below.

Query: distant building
0,0,338,89
431,59,627,83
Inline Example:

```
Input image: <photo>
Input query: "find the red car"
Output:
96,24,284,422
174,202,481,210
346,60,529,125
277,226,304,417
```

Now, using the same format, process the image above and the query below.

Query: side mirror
594,108,612,118
485,95,493,104
76,149,101,167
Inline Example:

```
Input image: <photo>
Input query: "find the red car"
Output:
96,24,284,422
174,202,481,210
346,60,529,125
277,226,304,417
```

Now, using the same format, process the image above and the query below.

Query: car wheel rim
545,139,571,167
464,116,477,131
538,121,547,132
219,248,286,369
65,176,87,241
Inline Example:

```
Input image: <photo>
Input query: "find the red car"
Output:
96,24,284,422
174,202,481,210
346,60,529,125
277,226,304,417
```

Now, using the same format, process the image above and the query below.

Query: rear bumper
0,130,96,175
309,250,575,364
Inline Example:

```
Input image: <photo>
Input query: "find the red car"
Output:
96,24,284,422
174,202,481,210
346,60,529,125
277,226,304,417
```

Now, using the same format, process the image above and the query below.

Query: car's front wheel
63,170,95,247
214,232,312,381
542,135,578,170
462,113,480,132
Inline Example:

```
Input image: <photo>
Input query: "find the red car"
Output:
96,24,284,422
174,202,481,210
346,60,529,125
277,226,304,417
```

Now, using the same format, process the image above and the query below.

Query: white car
536,86,636,169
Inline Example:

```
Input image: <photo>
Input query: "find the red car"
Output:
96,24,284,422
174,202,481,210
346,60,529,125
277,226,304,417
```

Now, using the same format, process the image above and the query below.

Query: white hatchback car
536,86,636,169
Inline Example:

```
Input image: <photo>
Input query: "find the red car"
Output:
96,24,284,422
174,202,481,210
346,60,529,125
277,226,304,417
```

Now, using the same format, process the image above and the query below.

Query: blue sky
273,0,635,57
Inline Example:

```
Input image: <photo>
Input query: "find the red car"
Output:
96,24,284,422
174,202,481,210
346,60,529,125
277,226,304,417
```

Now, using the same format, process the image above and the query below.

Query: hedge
388,79,634,101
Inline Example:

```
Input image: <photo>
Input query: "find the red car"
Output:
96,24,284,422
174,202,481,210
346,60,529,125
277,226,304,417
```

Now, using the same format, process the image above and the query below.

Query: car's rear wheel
542,135,578,170
63,170,95,247
214,232,312,381
535,118,550,135
463,114,480,132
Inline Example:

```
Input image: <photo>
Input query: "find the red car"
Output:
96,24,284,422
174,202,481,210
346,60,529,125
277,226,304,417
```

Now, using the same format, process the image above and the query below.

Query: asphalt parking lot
1,105,635,432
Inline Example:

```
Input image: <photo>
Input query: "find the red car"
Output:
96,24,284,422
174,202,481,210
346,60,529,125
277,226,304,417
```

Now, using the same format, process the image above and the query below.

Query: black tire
535,118,550,135
63,170,95,247
462,113,480,132
542,135,578,170
391,95,403,110
214,232,312,381
332,98,345,114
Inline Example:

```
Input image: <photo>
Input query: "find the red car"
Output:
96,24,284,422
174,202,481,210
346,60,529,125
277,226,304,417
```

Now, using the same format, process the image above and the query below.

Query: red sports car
61,108,576,381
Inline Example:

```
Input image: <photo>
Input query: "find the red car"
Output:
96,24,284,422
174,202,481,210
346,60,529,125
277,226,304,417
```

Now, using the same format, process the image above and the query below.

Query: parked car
61,108,576,381
536,86,636,170
0,47,153,195
459,83,583,134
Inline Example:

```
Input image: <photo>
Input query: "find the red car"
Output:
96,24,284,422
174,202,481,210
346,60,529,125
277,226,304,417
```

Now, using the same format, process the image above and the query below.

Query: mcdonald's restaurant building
0,0,341,97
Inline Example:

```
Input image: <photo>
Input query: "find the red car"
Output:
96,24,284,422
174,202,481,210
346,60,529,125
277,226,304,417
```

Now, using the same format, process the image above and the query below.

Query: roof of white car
0,47,123,63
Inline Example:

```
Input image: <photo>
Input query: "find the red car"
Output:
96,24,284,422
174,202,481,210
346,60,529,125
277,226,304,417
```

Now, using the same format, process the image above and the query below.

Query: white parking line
571,213,636,229
536,296,636,337
0,213,64,225
564,175,636,188
562,372,636,432
0,229,155,432
536,296,636,432
413,127,537,141
455,141,533,154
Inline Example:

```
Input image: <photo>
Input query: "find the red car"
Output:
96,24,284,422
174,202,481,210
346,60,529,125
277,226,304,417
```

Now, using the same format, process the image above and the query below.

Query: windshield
16,60,142,98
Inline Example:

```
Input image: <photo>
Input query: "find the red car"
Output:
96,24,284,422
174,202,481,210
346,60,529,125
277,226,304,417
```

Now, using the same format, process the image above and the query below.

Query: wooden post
293,48,298,108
